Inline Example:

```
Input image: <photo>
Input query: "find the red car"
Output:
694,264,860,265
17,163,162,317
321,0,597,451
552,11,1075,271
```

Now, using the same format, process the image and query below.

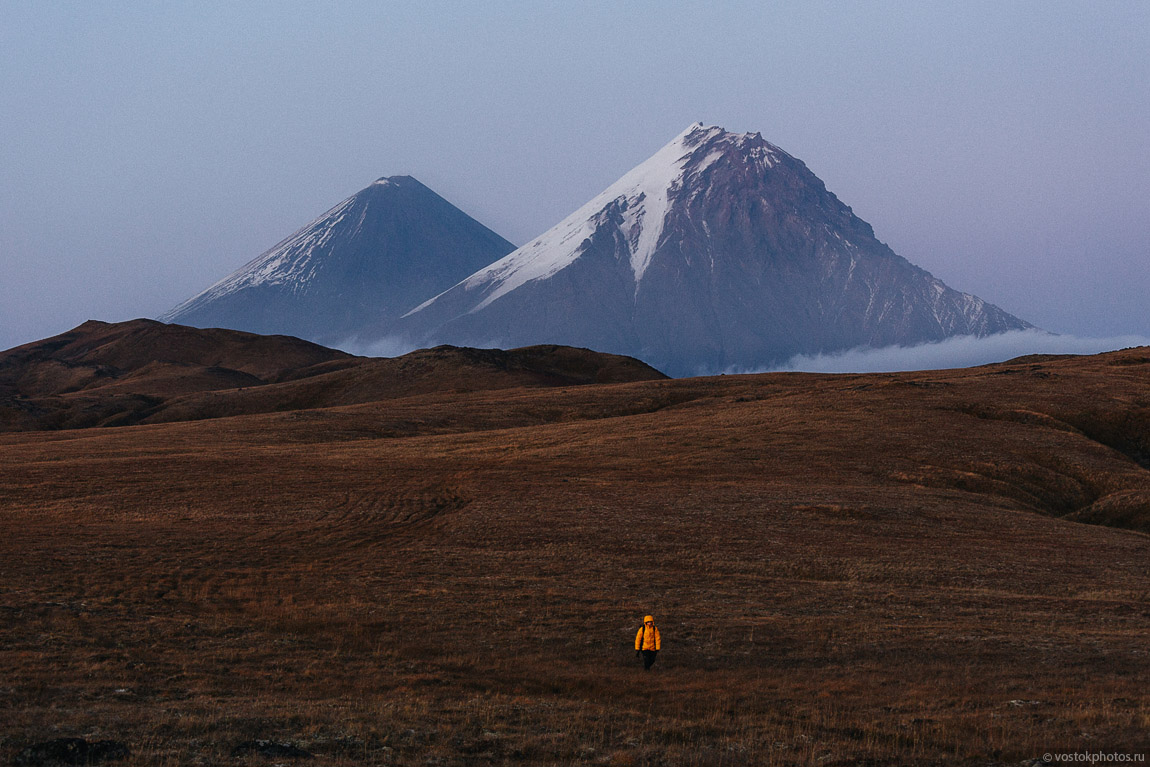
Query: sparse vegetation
2,344,1149,764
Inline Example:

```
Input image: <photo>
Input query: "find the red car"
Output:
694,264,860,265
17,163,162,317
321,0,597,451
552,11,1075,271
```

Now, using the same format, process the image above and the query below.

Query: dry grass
2,350,1150,764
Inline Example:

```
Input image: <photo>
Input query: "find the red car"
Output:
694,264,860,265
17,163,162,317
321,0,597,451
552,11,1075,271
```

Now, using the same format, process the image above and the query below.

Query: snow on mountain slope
166,197,357,314
162,176,515,345
399,124,1033,376
408,123,778,316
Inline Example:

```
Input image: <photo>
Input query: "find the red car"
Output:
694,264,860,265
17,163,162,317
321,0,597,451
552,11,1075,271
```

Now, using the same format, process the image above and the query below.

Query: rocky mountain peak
161,176,515,345
398,124,1032,376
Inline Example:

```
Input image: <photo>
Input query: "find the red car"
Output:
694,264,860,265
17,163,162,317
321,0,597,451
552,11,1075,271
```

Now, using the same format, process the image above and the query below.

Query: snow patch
408,123,782,316
162,195,358,320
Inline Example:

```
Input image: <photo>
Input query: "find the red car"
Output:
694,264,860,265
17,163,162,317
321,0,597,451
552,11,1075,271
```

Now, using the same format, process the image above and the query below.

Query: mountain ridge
161,175,516,344
398,123,1032,375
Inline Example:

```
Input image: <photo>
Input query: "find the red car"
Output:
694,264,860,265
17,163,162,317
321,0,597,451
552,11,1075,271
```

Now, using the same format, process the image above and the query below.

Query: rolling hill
1,326,1147,763
0,319,667,431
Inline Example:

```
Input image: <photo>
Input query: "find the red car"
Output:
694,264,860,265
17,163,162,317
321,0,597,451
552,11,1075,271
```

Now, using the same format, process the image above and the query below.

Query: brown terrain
0,320,666,431
1,320,1148,765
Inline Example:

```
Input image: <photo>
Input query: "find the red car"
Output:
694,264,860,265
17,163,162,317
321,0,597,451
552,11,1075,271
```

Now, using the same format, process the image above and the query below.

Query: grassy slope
0,320,666,431
1,349,1148,765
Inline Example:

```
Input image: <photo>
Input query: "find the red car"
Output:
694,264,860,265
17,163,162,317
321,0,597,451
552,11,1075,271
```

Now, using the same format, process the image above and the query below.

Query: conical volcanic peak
400,123,1032,376
412,123,780,315
161,176,515,345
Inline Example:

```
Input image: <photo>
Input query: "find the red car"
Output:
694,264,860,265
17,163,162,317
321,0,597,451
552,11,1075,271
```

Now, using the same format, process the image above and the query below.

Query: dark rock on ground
229,740,314,759
14,738,129,766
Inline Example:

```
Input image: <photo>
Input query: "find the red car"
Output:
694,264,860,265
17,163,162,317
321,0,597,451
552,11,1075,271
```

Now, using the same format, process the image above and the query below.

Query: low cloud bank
335,330,1150,374
764,330,1150,375
333,335,422,359
334,334,516,359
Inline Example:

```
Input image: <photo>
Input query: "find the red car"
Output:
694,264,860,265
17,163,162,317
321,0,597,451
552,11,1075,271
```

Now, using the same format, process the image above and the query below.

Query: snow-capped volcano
399,123,1032,375
162,176,515,345
417,124,759,312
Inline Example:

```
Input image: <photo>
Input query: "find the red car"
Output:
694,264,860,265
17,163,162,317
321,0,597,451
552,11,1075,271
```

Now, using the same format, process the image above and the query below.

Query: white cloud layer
763,330,1150,375
333,335,421,359
334,329,1150,376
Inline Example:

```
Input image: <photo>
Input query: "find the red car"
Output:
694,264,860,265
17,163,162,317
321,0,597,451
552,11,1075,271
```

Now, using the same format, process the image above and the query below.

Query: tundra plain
2,337,1149,765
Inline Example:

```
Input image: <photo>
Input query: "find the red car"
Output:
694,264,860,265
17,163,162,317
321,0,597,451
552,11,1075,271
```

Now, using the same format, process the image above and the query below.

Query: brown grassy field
2,343,1149,765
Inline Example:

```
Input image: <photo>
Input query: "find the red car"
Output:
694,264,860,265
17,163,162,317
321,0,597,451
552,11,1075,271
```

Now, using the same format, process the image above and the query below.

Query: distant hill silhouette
0,319,667,431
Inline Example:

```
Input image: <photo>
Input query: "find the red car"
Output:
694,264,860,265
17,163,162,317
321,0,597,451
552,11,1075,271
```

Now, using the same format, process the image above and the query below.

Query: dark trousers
642,650,658,670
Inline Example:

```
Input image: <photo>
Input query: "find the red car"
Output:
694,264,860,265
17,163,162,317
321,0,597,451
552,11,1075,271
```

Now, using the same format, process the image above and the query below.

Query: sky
2,1,1148,361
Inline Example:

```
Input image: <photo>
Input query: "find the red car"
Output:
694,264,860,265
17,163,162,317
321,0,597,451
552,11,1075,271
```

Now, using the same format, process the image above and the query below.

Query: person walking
634,615,661,670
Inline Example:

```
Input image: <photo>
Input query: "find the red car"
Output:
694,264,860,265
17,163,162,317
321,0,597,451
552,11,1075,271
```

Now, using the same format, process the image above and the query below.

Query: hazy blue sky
2,1,1147,354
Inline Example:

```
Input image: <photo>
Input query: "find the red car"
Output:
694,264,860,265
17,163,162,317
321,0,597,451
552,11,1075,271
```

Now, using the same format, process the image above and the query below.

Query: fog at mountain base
759,330,1150,375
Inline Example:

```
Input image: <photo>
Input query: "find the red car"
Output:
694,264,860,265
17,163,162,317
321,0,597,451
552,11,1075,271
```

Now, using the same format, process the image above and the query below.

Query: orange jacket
635,616,661,651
